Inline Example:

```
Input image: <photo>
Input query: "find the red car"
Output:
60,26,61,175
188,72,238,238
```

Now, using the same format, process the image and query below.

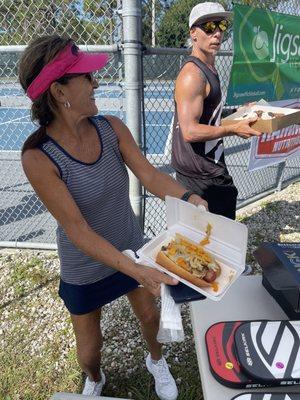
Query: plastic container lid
137,196,248,301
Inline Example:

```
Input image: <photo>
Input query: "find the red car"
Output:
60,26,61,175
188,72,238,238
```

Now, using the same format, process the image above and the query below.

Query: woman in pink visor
19,35,207,399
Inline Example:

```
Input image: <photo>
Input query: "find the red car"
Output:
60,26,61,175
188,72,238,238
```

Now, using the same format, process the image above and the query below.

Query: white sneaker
146,354,178,400
82,369,106,396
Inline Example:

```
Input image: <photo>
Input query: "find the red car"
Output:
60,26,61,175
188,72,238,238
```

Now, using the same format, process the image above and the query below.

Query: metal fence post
275,161,286,192
122,0,143,228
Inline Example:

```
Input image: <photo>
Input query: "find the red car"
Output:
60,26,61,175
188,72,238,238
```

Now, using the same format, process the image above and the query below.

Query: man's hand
187,194,208,210
229,115,262,139
135,264,178,297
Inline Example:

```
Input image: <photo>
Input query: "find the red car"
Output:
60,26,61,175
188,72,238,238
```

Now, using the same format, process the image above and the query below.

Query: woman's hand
187,194,208,210
135,264,178,297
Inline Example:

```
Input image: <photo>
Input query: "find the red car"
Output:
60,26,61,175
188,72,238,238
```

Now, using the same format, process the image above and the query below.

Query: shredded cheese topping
162,234,219,279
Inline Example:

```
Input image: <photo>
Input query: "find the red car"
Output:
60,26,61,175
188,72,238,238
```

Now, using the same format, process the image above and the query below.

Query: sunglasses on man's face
194,19,230,34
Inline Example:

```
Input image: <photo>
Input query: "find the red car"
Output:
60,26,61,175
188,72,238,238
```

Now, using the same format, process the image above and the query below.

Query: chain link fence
0,0,299,246
0,1,123,45
142,0,300,237
0,0,123,246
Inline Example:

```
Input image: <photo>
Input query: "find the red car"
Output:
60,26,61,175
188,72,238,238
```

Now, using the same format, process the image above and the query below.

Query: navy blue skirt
59,272,139,315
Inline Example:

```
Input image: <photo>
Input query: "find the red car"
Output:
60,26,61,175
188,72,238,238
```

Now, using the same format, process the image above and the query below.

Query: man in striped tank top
171,2,262,220
19,35,207,400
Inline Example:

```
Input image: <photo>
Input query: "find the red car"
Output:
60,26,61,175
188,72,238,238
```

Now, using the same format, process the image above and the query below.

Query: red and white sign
248,99,300,171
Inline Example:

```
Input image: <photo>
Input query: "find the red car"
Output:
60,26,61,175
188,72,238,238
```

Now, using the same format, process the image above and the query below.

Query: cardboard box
254,242,300,319
137,196,248,301
221,104,300,133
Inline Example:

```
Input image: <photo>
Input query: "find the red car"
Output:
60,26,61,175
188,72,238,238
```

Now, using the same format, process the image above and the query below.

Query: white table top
190,275,300,400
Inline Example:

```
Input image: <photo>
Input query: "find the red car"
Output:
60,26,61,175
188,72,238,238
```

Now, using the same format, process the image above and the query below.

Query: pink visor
26,43,109,101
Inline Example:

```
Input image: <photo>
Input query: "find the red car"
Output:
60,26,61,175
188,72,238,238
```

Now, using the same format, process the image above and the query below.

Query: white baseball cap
189,2,232,29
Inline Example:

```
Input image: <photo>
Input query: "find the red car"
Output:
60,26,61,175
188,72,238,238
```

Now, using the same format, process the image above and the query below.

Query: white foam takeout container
137,196,248,301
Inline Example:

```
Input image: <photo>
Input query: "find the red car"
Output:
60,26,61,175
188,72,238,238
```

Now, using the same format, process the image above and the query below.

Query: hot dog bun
155,233,221,288
156,250,212,288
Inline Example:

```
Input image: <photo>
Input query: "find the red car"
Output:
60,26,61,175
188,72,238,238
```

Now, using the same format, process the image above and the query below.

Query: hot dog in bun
156,233,221,289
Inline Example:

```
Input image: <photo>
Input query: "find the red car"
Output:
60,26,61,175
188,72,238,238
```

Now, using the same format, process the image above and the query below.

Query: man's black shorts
176,172,238,220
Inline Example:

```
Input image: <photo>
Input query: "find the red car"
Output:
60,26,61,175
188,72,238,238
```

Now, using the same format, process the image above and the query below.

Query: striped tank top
39,115,144,285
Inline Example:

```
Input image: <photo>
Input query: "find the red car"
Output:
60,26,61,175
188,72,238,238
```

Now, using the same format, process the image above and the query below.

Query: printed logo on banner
255,125,300,159
252,26,269,60
227,5,300,105
252,23,300,63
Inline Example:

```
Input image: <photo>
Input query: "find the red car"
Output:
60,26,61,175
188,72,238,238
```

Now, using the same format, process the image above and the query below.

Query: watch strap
180,190,195,202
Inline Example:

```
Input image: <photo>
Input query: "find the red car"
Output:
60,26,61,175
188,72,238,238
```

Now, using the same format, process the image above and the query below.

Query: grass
0,279,81,399
0,252,202,400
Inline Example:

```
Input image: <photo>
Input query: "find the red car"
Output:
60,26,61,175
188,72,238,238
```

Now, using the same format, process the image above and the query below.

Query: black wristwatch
180,190,195,202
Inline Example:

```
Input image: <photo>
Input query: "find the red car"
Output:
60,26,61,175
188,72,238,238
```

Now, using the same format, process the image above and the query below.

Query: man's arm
175,62,261,142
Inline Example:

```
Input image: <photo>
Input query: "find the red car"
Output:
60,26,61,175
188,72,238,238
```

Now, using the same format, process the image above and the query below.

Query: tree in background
142,0,167,46
155,0,288,48
156,0,211,48
0,0,119,45
241,0,286,6
82,0,119,44
0,1,291,47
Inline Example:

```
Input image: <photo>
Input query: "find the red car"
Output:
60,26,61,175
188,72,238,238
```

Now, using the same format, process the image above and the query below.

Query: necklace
204,62,217,74
192,53,217,74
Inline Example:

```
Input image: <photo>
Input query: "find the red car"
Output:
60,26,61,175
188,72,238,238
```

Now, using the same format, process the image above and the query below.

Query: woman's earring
64,101,71,109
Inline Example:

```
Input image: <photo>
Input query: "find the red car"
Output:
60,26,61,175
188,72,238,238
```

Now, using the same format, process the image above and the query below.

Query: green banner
227,4,300,105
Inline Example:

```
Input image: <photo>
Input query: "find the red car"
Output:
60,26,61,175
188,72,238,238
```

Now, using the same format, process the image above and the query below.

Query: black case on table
254,243,300,319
